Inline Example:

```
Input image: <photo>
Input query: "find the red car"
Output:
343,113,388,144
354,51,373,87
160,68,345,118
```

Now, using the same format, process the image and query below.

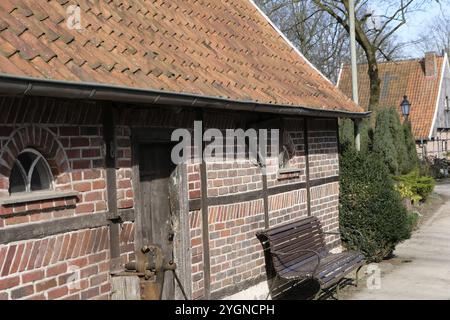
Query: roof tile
0,0,362,113
338,57,445,138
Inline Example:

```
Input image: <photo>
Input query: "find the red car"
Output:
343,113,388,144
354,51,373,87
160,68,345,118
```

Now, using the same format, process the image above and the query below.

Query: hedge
339,149,411,262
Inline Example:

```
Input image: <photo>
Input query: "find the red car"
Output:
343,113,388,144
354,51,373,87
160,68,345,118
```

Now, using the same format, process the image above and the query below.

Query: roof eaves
0,73,370,119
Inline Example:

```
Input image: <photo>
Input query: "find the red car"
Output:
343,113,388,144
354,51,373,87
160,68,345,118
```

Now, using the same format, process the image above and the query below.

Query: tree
310,0,442,111
256,0,351,82
372,107,418,175
417,14,450,56
256,0,431,106
372,108,400,174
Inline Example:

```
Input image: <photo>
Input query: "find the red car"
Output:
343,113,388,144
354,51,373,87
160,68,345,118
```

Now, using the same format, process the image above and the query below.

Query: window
278,131,294,169
9,149,53,194
278,130,302,175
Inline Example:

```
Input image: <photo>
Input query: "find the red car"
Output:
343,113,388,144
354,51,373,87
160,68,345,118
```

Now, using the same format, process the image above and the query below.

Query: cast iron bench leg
314,286,322,300
266,275,279,300
355,265,363,287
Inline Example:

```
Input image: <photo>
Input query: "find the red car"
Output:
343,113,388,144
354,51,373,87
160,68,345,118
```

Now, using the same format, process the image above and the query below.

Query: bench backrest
256,216,326,274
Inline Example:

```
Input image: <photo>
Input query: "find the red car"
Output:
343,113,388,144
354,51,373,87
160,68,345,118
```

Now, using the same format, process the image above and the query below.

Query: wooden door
138,143,176,300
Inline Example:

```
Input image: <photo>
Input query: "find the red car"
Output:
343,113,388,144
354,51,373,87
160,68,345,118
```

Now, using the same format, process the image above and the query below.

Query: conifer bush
372,108,408,174
339,149,411,262
402,121,419,173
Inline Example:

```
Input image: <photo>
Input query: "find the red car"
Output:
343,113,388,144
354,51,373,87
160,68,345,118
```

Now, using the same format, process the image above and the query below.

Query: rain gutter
0,74,371,119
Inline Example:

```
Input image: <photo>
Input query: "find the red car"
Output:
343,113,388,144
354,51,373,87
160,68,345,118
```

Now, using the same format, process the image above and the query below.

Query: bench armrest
271,249,322,276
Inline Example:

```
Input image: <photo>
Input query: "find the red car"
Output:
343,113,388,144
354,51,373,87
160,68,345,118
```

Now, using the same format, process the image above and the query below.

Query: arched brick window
9,149,54,194
0,126,71,196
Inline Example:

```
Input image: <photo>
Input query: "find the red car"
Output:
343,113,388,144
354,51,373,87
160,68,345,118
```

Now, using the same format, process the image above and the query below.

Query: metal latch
118,244,184,300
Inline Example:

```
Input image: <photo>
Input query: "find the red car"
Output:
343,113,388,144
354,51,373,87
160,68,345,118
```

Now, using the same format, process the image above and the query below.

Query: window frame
277,128,302,175
9,148,54,195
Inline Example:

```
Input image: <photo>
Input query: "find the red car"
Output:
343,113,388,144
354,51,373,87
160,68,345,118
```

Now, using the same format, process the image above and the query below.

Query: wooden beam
103,103,121,273
199,116,211,300
261,173,270,229
0,209,134,245
169,164,192,300
188,176,338,211
304,118,312,216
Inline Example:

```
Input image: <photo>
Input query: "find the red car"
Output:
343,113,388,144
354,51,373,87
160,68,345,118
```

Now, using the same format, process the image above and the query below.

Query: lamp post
401,95,411,122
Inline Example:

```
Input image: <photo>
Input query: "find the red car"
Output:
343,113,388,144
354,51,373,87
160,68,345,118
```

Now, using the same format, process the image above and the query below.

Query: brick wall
1,96,342,300
0,97,135,300
189,210,204,299
308,119,340,246
0,227,110,300
115,126,134,209
188,116,341,299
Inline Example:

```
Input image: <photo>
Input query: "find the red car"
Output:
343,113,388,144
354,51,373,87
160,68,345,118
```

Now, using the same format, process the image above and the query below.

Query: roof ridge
342,55,446,68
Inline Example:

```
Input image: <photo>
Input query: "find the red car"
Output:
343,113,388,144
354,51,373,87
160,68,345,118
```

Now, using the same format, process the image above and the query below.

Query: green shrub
372,107,413,175
339,149,411,262
339,118,372,153
339,108,418,176
402,121,419,173
394,170,435,204
419,159,433,177
406,211,421,231
338,118,355,151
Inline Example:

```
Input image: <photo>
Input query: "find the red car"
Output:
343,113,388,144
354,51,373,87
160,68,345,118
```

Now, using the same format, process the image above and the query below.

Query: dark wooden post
261,173,270,229
198,112,211,300
102,103,121,273
304,118,311,217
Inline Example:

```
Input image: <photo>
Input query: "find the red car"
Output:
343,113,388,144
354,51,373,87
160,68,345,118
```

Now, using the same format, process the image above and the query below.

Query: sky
384,1,450,58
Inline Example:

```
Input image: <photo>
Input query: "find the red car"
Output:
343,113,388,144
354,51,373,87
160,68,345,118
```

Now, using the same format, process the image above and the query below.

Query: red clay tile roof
338,56,445,139
0,0,362,114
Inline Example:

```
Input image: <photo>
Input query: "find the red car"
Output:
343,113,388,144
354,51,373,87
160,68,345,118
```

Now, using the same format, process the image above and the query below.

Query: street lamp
401,95,411,121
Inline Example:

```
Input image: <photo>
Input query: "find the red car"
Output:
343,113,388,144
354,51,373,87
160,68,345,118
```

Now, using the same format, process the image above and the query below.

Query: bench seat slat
266,223,323,244
273,247,324,272
279,251,364,283
264,217,317,236
271,232,324,253
256,216,365,296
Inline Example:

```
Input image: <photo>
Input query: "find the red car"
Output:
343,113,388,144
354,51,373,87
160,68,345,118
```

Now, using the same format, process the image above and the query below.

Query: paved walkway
344,183,450,300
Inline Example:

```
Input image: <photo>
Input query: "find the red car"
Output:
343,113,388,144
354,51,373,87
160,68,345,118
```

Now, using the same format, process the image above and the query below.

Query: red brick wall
0,227,111,300
0,97,135,300
187,116,340,299
1,97,341,300
308,119,340,246
189,210,204,299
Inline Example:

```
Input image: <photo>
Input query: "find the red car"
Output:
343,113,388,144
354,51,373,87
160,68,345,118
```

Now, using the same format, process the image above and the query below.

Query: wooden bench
256,216,364,299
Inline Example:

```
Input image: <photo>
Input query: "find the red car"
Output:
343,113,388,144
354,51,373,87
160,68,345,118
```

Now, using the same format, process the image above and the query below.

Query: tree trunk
367,53,380,112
